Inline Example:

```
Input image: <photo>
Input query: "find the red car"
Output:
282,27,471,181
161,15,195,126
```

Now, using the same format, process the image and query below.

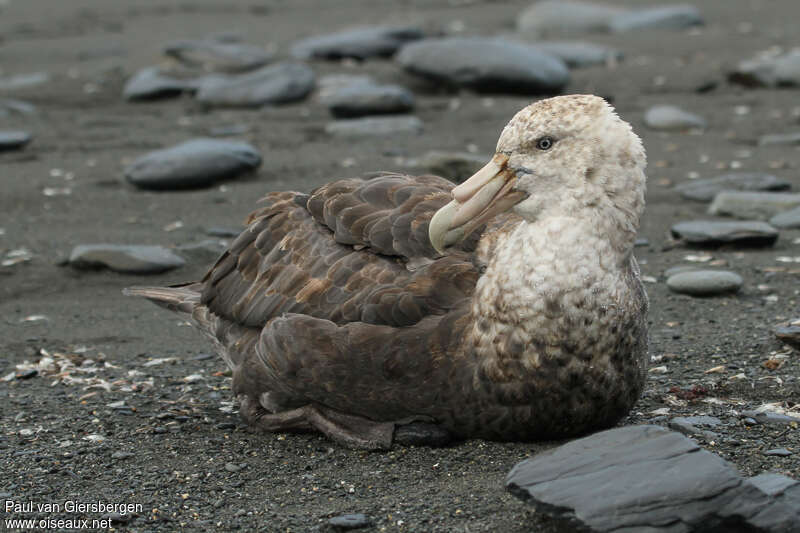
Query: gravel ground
1,0,799,531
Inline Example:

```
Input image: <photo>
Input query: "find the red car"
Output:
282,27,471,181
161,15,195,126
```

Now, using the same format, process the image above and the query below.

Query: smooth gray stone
0,99,37,116
708,191,800,220
770,206,800,229
610,4,703,32
328,513,370,529
729,49,800,88
675,173,790,202
164,40,272,72
69,245,185,274
417,150,489,183
290,26,424,60
123,66,199,101
765,448,792,457
670,220,778,247
507,425,800,533
775,325,800,349
0,72,49,91
324,83,414,118
742,410,800,426
125,138,261,190
325,116,422,138
666,270,742,296
396,37,569,94
196,62,315,107
517,1,629,34
0,131,32,151
668,417,719,440
532,41,622,68
644,105,706,130
758,132,800,146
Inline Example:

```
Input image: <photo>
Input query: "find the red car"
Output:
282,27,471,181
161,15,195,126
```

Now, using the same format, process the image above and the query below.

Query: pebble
670,220,778,247
769,206,800,229
517,1,629,34
506,425,800,532
0,131,32,151
0,72,49,91
764,448,792,457
323,82,414,118
396,37,569,94
290,26,424,60
163,40,273,72
666,270,742,296
729,49,800,88
609,4,704,32
111,451,134,460
328,513,371,530
668,416,720,440
758,132,800,146
741,410,799,426
216,422,237,430
417,151,489,183
325,116,423,138
16,369,38,380
122,66,199,101
674,172,790,202
532,41,622,68
708,191,800,221
644,105,706,130
0,98,37,116
101,512,133,524
153,427,167,434
196,62,315,107
775,325,800,349
69,244,185,274
224,462,243,473
125,138,262,190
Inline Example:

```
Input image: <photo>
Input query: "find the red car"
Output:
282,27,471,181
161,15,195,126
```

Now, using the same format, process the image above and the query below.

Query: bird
125,94,649,450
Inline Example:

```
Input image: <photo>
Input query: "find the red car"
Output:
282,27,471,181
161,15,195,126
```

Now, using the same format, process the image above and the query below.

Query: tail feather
122,283,201,314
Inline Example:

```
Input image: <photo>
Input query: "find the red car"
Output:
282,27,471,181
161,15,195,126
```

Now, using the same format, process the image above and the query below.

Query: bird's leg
239,396,451,449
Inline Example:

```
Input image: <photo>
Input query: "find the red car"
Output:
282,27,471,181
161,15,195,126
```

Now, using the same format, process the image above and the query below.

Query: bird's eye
536,136,554,151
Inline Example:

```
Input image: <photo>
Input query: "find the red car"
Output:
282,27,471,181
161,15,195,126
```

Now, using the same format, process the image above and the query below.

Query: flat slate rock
416,150,489,183
0,72,49,91
506,425,800,533
0,98,37,116
644,104,706,130
517,1,629,34
759,132,800,146
290,26,424,60
196,62,315,107
325,116,422,138
675,172,790,202
123,66,204,101
396,37,569,94
667,269,743,296
69,245,185,274
729,49,800,88
0,131,32,151
708,191,800,220
124,138,261,190
532,41,622,68
323,82,414,118
770,206,800,229
671,220,779,247
164,40,273,72
609,4,703,32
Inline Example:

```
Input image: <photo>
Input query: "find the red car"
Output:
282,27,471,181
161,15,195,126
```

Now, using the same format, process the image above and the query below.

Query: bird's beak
429,153,528,254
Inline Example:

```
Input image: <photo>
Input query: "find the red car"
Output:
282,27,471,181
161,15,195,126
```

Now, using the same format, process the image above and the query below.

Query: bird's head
429,94,647,254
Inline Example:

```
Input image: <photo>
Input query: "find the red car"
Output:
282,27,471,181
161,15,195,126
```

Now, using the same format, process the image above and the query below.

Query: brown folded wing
200,173,484,329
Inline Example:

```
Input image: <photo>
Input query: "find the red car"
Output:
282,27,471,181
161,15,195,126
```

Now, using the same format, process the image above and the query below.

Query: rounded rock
666,270,743,296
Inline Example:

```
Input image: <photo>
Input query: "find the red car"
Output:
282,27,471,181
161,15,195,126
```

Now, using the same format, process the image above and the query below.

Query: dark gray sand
1,0,799,531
